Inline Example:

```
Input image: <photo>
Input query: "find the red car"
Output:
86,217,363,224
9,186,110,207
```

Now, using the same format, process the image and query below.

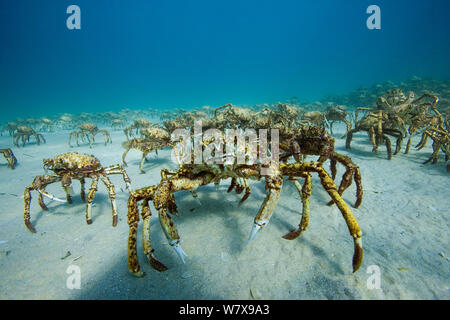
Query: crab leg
158,208,187,263
345,129,355,149
282,162,363,272
63,187,73,204
104,164,132,192
283,175,312,240
139,150,151,174
227,177,237,193
141,199,168,272
100,130,112,145
313,164,363,272
326,153,363,208
23,175,62,233
100,175,118,227
38,192,48,210
424,141,441,164
246,177,283,244
156,176,211,263
405,134,414,154
88,133,95,148
127,188,145,277
343,119,352,138
369,127,378,154
68,131,77,147
389,130,403,155
0,148,17,169
79,178,86,202
383,134,392,160
127,186,160,277
37,133,46,144
376,110,384,145
239,178,251,204
86,176,99,225
122,144,132,167
416,132,429,150
62,176,74,204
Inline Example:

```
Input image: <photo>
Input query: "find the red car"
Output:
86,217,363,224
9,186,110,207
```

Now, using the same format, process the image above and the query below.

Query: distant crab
23,152,132,232
39,118,54,132
0,148,17,169
3,122,18,136
325,105,352,136
111,119,126,130
68,123,112,148
346,91,440,159
415,104,449,171
345,110,404,160
280,125,363,208
301,111,328,128
123,118,152,140
139,125,171,143
13,126,46,147
122,138,172,174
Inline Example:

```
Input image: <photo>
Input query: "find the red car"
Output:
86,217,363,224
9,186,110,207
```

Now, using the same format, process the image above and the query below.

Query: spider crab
415,104,449,171
301,111,328,128
68,123,112,148
13,126,46,147
126,128,363,277
346,90,439,159
1,148,17,169
2,122,18,136
280,126,363,208
122,137,174,174
111,119,126,130
23,152,131,233
123,118,152,140
325,105,352,136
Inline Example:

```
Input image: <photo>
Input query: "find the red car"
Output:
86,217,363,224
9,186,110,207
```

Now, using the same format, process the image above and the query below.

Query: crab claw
38,190,66,203
169,240,188,264
245,222,264,246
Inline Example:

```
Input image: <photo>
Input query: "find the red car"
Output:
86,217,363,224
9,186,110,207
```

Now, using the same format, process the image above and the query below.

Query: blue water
1,0,450,120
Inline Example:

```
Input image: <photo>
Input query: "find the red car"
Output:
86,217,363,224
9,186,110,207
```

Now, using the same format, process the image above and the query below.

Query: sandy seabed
0,123,448,300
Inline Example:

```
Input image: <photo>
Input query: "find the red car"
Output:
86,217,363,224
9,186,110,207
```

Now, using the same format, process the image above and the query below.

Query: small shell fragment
61,251,71,260
181,271,193,279
250,286,263,300
221,252,230,262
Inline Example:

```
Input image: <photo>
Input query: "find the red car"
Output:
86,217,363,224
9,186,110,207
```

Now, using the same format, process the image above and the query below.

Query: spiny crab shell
286,126,335,157
43,152,102,174
140,126,170,141
78,123,98,131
